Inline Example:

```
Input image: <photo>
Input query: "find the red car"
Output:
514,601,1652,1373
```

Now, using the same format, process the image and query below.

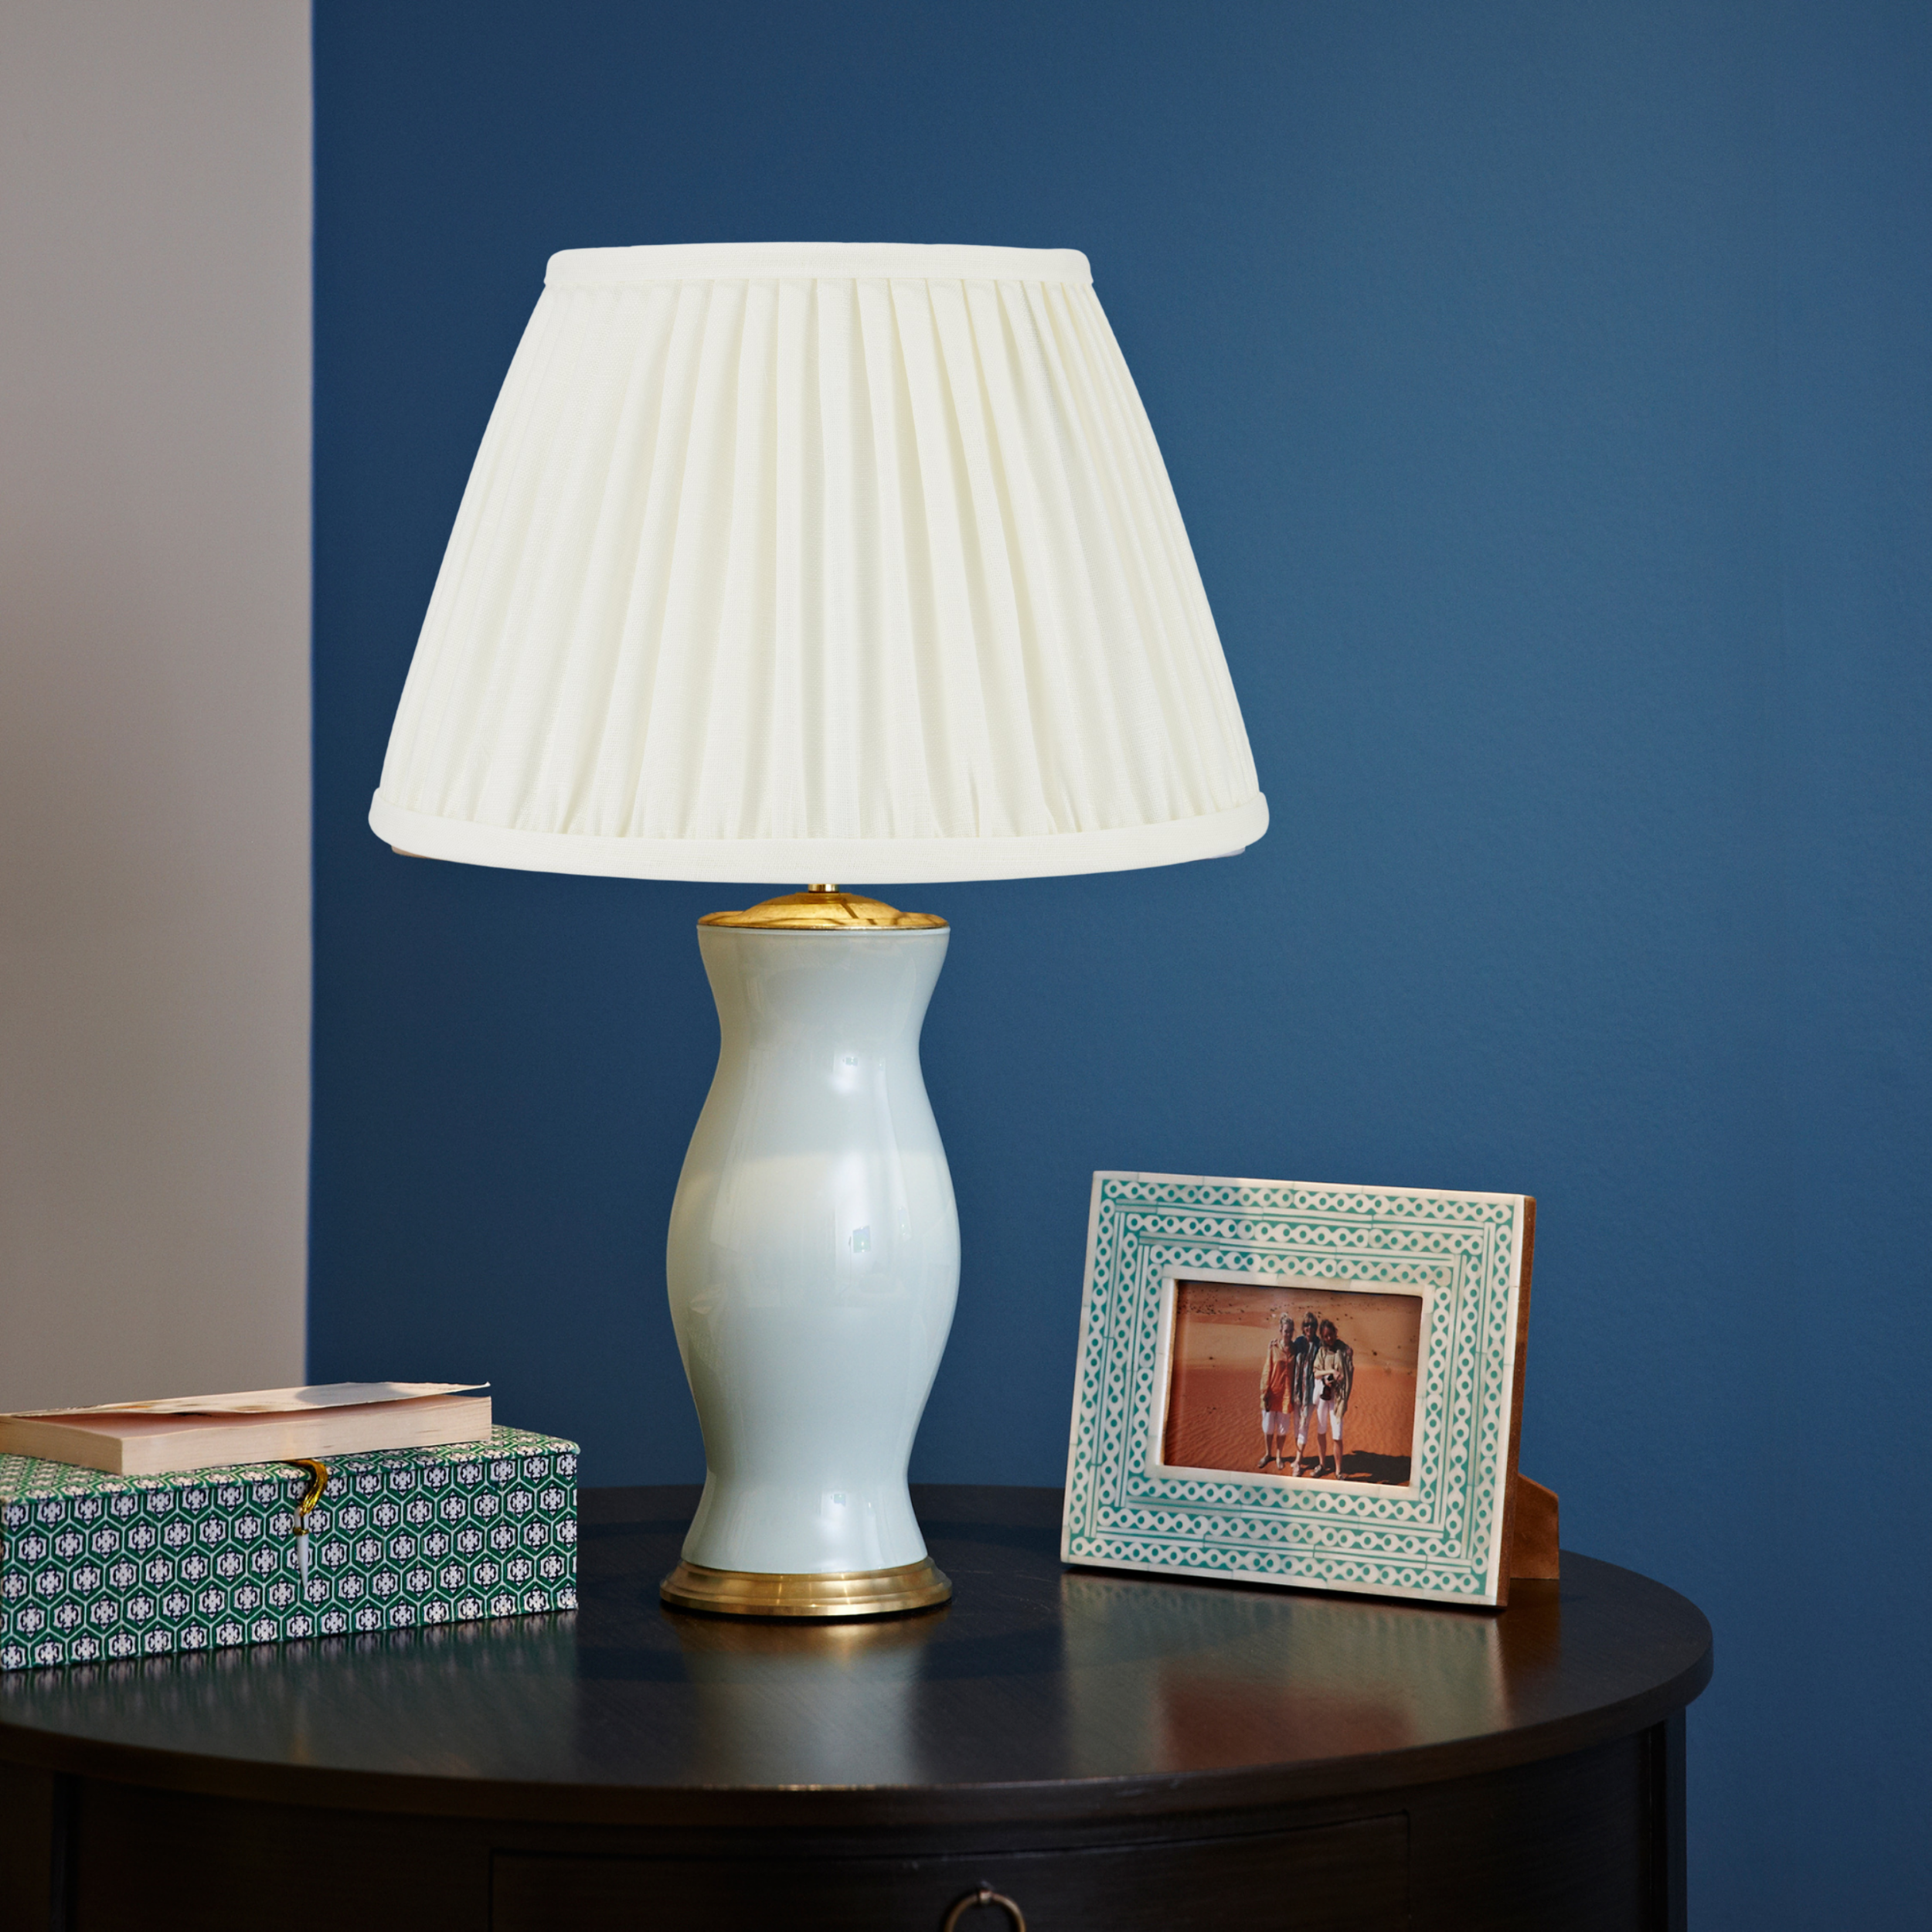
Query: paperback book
0,1383,492,1477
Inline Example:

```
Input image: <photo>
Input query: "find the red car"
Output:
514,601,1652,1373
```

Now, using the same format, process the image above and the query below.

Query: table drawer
492,1813,1409,1930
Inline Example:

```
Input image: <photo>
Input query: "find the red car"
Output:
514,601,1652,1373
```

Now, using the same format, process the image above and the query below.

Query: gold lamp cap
699,889,946,931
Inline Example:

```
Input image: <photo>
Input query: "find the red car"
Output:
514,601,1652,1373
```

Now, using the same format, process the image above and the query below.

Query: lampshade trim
369,791,1267,885
546,243,1094,288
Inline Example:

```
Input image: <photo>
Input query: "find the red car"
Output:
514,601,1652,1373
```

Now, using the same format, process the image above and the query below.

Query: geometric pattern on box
1061,1173,1528,1608
0,1425,577,1672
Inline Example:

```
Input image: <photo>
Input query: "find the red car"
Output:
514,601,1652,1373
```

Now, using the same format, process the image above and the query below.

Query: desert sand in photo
1161,1280,1422,1485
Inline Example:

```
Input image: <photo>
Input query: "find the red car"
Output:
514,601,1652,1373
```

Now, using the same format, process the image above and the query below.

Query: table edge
0,1553,1712,1830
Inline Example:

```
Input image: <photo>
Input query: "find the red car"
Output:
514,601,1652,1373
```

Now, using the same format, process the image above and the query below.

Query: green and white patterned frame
1061,1173,1531,1608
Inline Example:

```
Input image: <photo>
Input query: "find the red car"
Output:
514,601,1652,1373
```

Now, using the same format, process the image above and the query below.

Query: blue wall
312,4,1930,1920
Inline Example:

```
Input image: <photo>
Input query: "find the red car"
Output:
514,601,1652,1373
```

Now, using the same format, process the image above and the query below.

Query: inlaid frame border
1060,1172,1536,1609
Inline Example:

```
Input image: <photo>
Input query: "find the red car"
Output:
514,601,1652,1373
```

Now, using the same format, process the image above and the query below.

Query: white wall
0,2,311,1406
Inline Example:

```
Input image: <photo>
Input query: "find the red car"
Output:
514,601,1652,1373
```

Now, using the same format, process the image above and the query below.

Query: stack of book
0,1383,577,1672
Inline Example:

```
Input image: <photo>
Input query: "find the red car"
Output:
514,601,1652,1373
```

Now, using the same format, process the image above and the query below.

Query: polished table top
0,1484,1711,1830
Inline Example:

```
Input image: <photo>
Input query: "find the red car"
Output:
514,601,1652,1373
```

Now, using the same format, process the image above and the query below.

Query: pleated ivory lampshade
369,242,1267,883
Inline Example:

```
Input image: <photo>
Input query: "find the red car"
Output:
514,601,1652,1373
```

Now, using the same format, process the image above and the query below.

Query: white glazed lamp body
666,925,957,1583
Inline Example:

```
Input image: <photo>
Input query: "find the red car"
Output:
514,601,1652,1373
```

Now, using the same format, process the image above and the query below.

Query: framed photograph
1061,1172,1536,1608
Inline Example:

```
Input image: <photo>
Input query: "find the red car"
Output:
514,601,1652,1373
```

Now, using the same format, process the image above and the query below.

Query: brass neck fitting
699,887,946,930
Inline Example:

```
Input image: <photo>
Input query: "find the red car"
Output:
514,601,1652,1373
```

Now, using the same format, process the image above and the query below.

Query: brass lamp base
660,1556,952,1620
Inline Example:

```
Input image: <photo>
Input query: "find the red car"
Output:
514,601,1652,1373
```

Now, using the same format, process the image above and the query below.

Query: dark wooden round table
0,1484,1709,1931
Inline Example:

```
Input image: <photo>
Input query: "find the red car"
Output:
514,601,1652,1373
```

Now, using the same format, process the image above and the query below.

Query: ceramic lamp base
658,1556,953,1620
664,893,961,1620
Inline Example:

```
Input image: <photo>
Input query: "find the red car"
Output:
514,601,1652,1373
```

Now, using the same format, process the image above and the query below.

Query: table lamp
369,243,1267,1617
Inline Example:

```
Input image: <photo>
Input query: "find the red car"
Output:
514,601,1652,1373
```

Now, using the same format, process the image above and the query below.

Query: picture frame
1060,1172,1538,1609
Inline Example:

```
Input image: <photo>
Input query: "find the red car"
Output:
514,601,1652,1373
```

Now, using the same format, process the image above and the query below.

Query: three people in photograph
1259,1309,1354,1477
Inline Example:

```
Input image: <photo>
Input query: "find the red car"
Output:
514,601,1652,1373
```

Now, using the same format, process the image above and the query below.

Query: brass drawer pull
941,1886,1027,1931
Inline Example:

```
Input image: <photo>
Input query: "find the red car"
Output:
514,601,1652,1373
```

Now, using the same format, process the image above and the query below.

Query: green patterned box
0,1424,577,1672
